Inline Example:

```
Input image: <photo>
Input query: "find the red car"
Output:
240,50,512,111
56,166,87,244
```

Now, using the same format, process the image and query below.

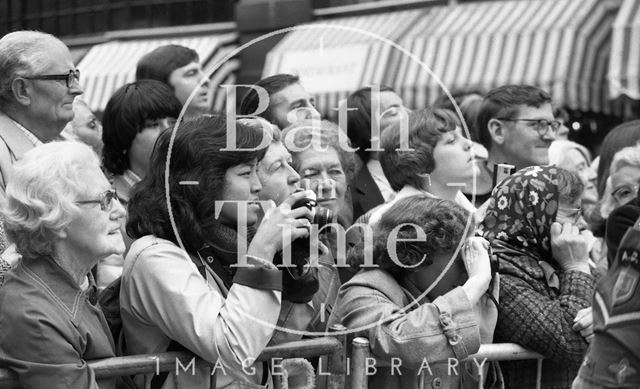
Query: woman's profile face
561,148,597,205
430,127,478,185
129,117,175,177
217,160,263,227
297,146,347,216
64,166,126,263
71,103,103,154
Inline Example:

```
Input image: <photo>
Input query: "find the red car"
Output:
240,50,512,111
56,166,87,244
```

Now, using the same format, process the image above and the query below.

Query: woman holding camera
481,166,596,389
328,195,496,389
120,116,313,388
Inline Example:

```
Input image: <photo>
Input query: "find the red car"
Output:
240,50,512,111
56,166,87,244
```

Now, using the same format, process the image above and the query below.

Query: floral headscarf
481,166,561,272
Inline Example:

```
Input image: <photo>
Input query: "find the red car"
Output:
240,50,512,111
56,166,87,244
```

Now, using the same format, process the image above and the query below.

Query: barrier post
350,337,370,389
326,323,348,389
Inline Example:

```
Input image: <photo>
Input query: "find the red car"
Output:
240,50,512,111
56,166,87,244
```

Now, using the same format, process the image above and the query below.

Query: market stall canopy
262,9,423,117
77,32,239,113
610,0,640,100
264,0,622,117
390,0,622,114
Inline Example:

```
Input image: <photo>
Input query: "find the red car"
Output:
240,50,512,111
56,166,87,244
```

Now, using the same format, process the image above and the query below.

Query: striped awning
610,0,640,100
389,0,622,114
262,9,422,117
77,33,239,113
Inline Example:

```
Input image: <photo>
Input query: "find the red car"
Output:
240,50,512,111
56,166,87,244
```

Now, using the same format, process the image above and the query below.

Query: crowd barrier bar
0,335,545,389
349,337,545,389
0,336,343,389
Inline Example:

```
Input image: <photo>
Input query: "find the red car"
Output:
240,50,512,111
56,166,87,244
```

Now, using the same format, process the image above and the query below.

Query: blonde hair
2,141,101,258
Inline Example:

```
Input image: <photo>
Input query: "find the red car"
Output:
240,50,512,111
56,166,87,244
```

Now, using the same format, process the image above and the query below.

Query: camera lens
313,207,334,227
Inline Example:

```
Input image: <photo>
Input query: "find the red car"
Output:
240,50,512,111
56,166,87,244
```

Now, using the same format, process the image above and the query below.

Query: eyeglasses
557,206,583,224
76,189,118,212
497,118,561,137
24,69,80,88
612,184,639,204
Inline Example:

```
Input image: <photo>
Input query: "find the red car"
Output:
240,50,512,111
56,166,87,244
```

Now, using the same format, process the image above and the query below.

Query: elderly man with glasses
0,30,83,275
0,30,83,192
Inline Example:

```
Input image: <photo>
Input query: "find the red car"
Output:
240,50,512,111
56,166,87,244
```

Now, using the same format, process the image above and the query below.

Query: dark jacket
495,254,594,389
575,224,640,388
606,197,640,266
351,165,385,222
0,256,116,389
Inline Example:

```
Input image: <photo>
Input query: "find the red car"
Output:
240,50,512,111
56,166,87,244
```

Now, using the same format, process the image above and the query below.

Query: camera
292,188,335,228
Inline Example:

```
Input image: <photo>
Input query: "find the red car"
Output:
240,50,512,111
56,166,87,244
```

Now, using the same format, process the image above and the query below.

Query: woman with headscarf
482,165,596,388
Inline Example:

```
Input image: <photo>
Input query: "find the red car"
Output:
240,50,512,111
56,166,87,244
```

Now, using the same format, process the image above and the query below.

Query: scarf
481,166,562,290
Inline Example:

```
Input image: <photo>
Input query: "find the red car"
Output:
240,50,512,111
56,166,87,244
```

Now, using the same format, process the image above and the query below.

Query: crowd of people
0,29,638,389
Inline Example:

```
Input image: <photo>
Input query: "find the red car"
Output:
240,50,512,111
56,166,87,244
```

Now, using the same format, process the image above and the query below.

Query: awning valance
262,9,422,117
77,33,239,112
389,0,622,114
610,0,640,101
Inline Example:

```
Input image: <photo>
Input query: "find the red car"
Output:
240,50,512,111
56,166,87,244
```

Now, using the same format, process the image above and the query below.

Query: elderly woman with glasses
481,165,596,389
281,119,357,332
601,143,640,266
0,141,125,389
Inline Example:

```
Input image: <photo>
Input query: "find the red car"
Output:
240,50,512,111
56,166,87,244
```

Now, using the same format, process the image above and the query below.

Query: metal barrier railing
349,337,545,389
0,333,544,389
0,337,343,389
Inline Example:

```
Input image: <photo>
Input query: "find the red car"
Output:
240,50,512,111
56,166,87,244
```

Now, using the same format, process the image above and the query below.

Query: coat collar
19,255,97,320
0,111,39,161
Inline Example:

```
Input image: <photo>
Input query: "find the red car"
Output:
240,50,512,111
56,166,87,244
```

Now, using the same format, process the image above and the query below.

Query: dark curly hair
126,115,268,254
102,80,182,176
380,108,458,191
348,195,470,279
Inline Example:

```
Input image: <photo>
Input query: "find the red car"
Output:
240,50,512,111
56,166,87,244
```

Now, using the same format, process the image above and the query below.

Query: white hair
548,140,592,167
0,30,67,108
1,141,101,258
609,143,640,175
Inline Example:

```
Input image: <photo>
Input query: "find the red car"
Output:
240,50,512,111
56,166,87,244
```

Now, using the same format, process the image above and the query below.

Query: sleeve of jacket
0,299,102,389
336,283,480,369
123,241,282,373
496,270,594,364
